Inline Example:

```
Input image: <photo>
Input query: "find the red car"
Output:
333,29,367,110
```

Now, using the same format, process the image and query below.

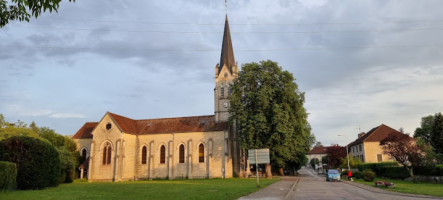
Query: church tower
215,15,238,122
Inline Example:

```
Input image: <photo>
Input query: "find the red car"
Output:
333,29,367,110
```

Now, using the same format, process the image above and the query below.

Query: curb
342,180,443,199
283,177,299,200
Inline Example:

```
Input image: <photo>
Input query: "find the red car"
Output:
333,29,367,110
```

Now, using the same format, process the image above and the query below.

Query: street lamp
337,134,350,172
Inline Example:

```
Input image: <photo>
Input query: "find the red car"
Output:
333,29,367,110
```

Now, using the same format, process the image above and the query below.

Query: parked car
326,169,340,182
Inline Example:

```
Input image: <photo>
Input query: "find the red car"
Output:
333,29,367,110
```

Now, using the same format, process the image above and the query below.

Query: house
307,146,328,169
348,124,404,163
72,15,243,182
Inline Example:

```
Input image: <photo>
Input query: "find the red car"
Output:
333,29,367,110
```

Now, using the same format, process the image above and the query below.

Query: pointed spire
219,15,235,74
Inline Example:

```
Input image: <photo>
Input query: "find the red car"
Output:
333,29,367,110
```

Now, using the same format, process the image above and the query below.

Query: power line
51,17,443,26
14,25,443,34
24,43,443,52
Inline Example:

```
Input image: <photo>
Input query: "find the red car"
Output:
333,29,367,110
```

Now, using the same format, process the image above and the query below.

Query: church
72,16,243,182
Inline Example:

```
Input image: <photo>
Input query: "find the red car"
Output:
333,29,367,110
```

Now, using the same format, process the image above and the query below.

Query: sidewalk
238,177,299,200
342,180,443,199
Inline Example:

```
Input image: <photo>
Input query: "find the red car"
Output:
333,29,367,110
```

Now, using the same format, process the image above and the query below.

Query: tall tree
431,113,443,155
414,115,434,144
230,60,312,171
0,0,75,28
380,133,427,177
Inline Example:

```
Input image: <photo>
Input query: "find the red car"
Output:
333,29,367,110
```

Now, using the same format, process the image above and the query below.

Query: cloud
49,113,86,119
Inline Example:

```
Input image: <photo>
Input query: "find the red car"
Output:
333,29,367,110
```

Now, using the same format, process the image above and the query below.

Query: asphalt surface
238,167,443,200
291,167,443,200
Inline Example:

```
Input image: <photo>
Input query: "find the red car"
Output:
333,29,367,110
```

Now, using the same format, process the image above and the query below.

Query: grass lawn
354,177,443,197
0,178,279,200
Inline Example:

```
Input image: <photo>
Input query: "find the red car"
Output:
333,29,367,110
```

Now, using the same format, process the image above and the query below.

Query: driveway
292,167,442,200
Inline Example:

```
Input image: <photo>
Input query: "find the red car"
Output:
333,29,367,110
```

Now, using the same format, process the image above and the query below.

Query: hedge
414,164,443,176
357,162,398,176
379,166,410,179
436,164,443,176
0,161,17,190
0,136,60,189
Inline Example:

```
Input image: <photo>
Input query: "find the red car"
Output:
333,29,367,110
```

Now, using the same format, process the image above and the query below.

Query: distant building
307,145,343,168
348,124,404,163
72,16,243,181
307,146,328,169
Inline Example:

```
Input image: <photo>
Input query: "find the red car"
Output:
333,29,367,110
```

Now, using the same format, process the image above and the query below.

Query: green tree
431,113,443,155
0,0,75,28
310,158,319,168
229,60,312,172
414,115,434,144
339,156,361,168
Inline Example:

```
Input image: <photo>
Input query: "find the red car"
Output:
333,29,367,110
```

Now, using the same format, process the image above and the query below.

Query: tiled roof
307,145,343,155
109,112,228,135
72,122,98,139
73,113,228,139
348,124,402,147
308,146,328,155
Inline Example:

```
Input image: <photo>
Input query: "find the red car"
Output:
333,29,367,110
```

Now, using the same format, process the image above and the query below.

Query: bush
0,161,17,190
380,167,410,179
363,169,375,182
0,136,60,189
353,171,363,179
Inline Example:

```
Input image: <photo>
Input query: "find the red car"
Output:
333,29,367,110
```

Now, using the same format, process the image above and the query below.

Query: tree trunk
407,167,414,177
279,168,284,176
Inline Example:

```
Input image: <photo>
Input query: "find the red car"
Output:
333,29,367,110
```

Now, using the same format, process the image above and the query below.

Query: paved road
292,167,441,200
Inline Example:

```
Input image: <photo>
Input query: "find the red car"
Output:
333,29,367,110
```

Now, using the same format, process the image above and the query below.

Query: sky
1,0,443,147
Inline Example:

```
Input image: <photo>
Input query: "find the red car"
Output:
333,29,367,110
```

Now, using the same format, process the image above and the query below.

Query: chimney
358,132,365,138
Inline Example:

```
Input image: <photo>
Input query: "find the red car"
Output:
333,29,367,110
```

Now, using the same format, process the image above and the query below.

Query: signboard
248,149,270,164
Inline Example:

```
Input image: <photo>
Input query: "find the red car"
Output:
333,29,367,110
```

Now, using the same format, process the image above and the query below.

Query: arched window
102,142,112,165
81,148,87,160
160,145,166,164
141,146,147,164
199,143,204,163
179,144,185,163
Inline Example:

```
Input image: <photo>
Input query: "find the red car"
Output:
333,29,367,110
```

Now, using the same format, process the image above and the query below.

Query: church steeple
214,15,238,123
218,15,235,74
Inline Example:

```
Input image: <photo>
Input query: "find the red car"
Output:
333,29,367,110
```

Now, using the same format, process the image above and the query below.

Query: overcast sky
1,0,443,146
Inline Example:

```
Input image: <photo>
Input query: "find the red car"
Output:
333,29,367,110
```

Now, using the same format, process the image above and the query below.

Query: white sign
248,149,270,164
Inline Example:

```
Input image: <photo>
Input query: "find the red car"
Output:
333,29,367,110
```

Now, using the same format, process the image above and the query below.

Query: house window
377,154,382,162
359,144,362,152
160,145,166,164
81,148,87,160
141,146,147,164
102,142,111,165
228,86,232,96
199,143,204,163
221,87,225,98
179,144,185,163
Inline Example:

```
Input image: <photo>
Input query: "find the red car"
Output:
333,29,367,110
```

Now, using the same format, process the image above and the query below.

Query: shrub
380,167,410,179
353,171,363,179
0,136,60,189
0,161,17,190
363,169,375,182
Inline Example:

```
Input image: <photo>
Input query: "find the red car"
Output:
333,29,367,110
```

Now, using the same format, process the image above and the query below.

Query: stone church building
72,16,243,182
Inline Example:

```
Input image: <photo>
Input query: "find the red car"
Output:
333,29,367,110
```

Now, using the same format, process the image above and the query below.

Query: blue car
326,169,341,182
